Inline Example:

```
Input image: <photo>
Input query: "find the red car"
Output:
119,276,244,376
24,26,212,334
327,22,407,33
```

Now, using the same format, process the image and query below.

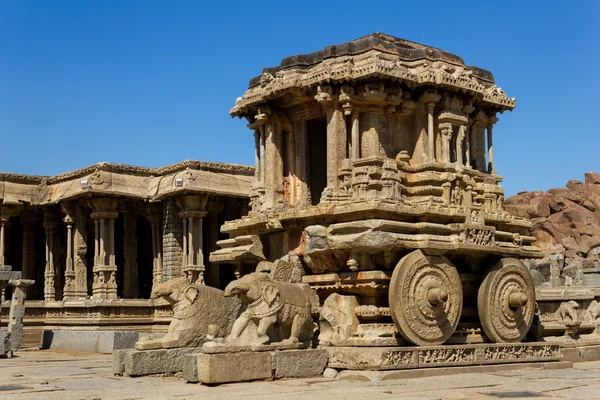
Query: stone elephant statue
223,271,315,346
135,277,241,350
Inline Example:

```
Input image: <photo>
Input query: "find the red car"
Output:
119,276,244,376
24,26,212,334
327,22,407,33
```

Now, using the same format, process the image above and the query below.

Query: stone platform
43,330,139,354
327,342,562,371
184,349,329,384
4,350,600,400
113,347,197,376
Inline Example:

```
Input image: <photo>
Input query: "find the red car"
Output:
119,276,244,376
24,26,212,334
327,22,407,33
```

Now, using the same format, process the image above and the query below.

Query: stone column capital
90,211,119,220
178,210,207,219
487,115,499,126
421,92,442,106
315,85,334,105
85,197,119,214
175,194,208,213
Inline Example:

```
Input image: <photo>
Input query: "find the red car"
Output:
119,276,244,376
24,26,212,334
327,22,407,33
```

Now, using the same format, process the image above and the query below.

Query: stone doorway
306,118,327,205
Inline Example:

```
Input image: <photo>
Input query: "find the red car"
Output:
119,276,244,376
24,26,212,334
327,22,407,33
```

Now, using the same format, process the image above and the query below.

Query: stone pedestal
44,330,139,354
113,347,195,376
326,342,561,371
183,349,328,384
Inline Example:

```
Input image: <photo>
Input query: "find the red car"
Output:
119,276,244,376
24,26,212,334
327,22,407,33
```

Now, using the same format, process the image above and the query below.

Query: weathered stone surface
7,280,34,351
193,351,273,384
214,271,314,347
0,350,593,400
319,293,360,345
506,173,600,287
182,352,199,382
275,349,328,379
44,330,139,354
327,343,561,371
123,347,196,377
112,349,128,375
322,367,339,379
135,277,240,350
0,330,11,356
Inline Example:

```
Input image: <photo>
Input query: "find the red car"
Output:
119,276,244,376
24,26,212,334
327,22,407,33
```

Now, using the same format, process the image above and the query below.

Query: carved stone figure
223,272,314,346
135,277,241,350
556,300,581,338
319,293,360,344
556,300,580,325
585,300,600,323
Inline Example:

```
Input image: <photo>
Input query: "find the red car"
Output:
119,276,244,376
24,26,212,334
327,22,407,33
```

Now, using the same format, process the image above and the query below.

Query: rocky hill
505,172,600,285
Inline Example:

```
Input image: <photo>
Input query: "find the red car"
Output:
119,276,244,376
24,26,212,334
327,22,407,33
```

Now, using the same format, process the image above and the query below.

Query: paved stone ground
1,350,600,400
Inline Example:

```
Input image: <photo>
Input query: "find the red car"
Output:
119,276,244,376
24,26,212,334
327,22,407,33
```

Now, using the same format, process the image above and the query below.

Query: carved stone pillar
351,110,360,160
438,123,453,163
0,214,8,267
0,214,8,302
123,209,139,298
487,115,498,174
264,119,279,208
62,214,76,300
253,130,261,183
422,92,441,162
177,195,207,284
456,125,466,166
73,205,88,298
316,85,344,198
21,212,37,297
43,211,57,302
464,124,471,168
88,198,119,300
206,202,224,288
462,104,474,169
146,204,163,293
471,111,487,172
298,119,310,207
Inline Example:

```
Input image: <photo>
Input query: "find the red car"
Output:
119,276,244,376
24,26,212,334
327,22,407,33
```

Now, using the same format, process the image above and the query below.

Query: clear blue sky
1,1,598,196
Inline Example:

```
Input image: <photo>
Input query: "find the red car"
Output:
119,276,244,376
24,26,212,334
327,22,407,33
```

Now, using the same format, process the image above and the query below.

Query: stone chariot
212,32,542,350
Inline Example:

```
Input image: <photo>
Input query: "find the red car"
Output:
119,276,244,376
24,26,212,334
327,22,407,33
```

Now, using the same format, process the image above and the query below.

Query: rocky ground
505,172,600,285
2,350,600,399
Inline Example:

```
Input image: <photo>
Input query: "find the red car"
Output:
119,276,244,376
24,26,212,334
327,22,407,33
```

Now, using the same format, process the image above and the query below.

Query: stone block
326,342,561,371
123,347,195,377
44,330,139,353
112,349,128,375
275,349,328,379
561,344,600,363
192,351,274,384
0,331,12,356
182,353,199,383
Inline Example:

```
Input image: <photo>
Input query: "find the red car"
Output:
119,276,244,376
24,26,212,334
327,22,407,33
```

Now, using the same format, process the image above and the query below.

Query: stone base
543,336,600,362
201,340,310,353
327,342,562,371
0,331,12,357
43,330,139,354
184,348,328,384
562,344,600,362
113,347,197,376
335,360,573,381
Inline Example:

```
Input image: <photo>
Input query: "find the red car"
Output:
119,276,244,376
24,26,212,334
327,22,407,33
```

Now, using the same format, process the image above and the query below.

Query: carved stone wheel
389,250,463,346
477,258,535,343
